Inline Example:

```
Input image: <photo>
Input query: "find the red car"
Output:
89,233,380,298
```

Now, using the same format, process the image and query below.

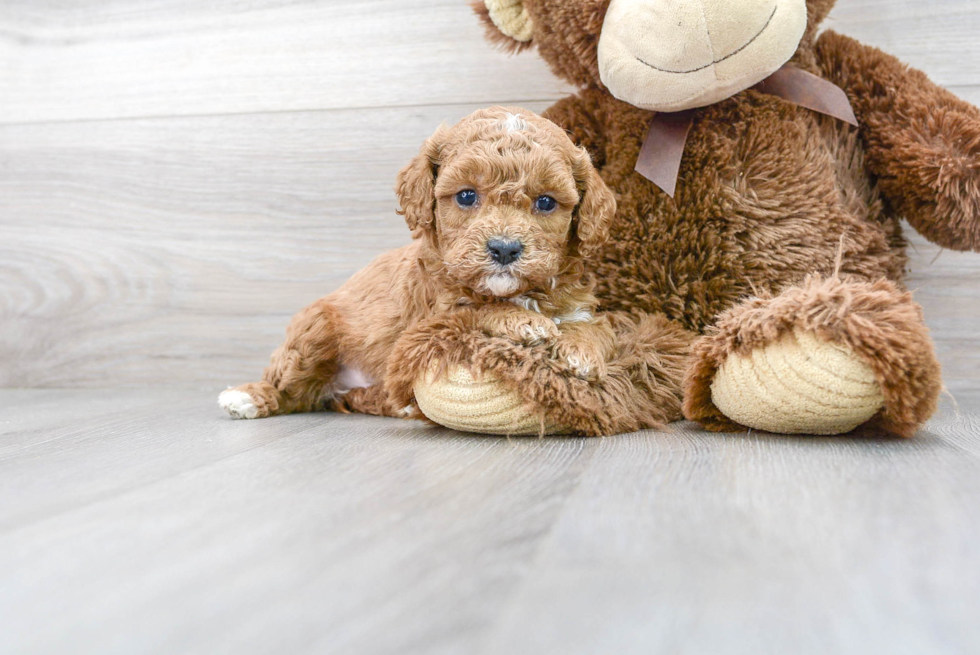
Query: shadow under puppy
219,106,618,421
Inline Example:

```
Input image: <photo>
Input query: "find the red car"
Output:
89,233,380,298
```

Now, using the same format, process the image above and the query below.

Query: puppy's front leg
552,318,617,381
474,304,560,347
219,298,345,419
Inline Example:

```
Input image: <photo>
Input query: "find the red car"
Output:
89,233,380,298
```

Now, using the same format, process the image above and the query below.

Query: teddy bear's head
475,0,837,111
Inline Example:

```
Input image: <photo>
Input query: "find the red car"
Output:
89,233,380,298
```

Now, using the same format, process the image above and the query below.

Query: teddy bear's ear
571,148,616,258
395,129,446,237
807,0,838,31
471,0,535,54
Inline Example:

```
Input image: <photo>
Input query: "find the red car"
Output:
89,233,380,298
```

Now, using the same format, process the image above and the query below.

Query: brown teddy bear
391,0,980,437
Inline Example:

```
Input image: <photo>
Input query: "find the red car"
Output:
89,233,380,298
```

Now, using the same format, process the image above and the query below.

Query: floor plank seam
0,98,570,129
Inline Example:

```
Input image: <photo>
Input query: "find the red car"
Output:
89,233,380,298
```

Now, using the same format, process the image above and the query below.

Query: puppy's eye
534,195,557,213
455,189,478,208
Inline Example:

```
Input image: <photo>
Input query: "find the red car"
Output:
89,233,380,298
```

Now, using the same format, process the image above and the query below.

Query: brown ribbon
635,64,859,197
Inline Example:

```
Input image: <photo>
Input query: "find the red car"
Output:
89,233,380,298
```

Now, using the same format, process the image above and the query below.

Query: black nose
487,238,523,266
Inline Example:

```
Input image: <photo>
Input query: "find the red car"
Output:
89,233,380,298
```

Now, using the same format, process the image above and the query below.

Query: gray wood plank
484,420,980,655
0,389,978,654
826,0,980,89
0,388,198,453
0,102,551,388
0,389,598,655
904,232,980,396
0,389,337,531
0,0,976,125
0,0,572,124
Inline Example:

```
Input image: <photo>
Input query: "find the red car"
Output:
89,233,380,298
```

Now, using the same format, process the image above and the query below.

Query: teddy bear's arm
542,89,609,168
816,30,980,252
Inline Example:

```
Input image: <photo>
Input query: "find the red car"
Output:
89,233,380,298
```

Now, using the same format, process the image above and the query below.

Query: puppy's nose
487,238,523,266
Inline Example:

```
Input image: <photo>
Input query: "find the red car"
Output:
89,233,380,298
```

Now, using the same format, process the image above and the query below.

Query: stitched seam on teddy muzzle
634,4,777,75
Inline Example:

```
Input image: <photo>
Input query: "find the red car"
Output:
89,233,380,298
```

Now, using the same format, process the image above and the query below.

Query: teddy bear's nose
487,238,523,266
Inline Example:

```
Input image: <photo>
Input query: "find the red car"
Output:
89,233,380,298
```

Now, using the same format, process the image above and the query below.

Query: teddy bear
389,0,980,437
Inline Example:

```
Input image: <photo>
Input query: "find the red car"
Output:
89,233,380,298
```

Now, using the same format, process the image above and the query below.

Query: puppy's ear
395,129,445,236
572,149,616,258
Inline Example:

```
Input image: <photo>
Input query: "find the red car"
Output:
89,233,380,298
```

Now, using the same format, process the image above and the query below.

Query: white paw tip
566,355,592,378
520,325,540,343
218,389,259,419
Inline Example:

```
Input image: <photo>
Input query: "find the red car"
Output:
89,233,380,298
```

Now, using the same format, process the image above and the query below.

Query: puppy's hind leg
219,298,346,419
331,385,421,419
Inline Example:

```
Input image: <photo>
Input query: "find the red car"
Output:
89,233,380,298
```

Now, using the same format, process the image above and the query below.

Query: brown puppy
218,106,617,420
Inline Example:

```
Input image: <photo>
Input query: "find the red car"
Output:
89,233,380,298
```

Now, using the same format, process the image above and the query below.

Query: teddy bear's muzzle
596,0,808,112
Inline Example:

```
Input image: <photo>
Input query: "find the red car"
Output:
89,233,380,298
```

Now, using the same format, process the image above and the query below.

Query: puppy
219,106,617,420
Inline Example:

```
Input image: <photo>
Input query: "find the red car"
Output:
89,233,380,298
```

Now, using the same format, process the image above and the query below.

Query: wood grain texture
484,424,980,654
0,389,977,654
0,390,599,655
0,0,975,124
904,233,980,396
0,0,572,124
0,103,553,387
826,0,980,98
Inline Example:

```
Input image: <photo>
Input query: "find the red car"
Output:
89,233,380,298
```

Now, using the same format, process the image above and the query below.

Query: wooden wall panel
0,103,551,387
0,0,978,391
0,0,975,125
905,235,980,396
0,0,571,124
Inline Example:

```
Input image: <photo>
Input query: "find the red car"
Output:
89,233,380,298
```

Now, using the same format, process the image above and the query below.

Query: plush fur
219,107,625,421
456,0,980,436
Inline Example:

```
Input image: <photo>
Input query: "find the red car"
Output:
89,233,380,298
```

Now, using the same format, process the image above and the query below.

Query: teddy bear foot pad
684,276,943,437
710,327,884,435
414,366,560,435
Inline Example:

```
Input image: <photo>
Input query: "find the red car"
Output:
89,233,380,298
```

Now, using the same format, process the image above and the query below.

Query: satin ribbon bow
635,64,859,197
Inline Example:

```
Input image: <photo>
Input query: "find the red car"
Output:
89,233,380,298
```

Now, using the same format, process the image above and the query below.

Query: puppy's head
395,107,616,299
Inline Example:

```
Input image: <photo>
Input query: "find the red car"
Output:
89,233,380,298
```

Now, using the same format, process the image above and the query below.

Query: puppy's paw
218,389,261,419
399,403,423,419
552,341,606,381
511,314,560,346
482,310,560,346
518,321,558,346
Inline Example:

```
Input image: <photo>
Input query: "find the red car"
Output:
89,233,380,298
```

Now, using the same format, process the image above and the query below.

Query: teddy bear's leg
385,310,693,437
683,276,942,437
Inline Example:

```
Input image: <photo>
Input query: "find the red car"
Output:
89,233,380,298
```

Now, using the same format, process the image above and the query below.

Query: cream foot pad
710,327,885,435
414,365,559,435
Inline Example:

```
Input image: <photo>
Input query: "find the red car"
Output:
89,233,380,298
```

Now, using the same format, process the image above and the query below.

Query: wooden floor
1,389,979,654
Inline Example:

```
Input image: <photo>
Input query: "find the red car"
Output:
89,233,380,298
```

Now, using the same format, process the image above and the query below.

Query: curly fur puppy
218,106,617,421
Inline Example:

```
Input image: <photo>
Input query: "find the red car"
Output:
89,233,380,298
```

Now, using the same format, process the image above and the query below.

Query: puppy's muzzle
487,238,523,266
